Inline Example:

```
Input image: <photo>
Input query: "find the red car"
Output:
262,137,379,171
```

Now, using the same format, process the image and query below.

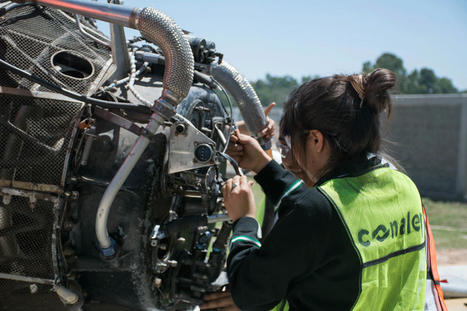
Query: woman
213,69,427,310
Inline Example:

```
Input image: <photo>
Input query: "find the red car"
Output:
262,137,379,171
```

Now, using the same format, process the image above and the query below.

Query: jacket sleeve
227,160,334,310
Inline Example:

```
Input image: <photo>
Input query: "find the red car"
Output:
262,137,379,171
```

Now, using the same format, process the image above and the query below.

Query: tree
252,74,300,106
362,53,458,94
419,68,437,93
406,70,421,94
250,53,459,107
436,78,457,94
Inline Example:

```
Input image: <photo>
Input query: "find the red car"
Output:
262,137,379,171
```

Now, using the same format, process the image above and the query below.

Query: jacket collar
315,155,387,186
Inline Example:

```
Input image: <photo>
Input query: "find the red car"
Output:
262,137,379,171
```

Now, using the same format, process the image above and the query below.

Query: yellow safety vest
273,166,426,310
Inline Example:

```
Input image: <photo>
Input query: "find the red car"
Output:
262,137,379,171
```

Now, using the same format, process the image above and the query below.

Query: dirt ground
437,249,467,310
437,248,467,265
445,298,467,311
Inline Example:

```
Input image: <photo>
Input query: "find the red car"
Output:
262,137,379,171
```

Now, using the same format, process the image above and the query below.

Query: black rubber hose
0,3,34,16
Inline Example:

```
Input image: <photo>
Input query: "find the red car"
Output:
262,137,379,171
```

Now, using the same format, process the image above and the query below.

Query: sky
97,0,467,90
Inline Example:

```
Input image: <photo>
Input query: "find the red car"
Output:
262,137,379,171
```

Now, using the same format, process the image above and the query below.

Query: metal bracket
94,107,148,136
168,114,216,174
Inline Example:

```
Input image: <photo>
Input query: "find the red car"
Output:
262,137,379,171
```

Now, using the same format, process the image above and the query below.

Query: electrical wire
212,78,235,153
127,48,152,106
102,61,149,91
212,78,231,117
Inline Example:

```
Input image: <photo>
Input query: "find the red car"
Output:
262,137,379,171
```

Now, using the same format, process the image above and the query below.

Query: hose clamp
152,96,177,121
99,237,117,258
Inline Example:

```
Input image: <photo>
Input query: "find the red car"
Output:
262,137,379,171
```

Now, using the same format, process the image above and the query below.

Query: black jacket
227,159,385,310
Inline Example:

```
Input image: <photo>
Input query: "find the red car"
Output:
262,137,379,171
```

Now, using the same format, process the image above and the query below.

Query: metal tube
95,113,161,252
108,0,131,80
207,213,232,224
0,273,54,285
13,0,140,28
93,4,193,255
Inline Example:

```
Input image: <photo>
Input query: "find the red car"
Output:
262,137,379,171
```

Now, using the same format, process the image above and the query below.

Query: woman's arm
223,168,334,309
226,209,314,310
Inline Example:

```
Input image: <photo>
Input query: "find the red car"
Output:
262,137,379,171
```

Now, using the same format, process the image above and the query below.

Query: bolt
71,191,79,200
155,262,168,273
63,248,75,257
167,260,178,267
2,194,11,205
154,277,162,288
63,221,74,231
175,123,186,134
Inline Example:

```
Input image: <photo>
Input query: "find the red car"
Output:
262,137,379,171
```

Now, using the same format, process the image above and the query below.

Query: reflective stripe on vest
318,166,426,311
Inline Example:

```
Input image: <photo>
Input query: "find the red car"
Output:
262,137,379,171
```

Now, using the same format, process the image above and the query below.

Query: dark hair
280,68,396,170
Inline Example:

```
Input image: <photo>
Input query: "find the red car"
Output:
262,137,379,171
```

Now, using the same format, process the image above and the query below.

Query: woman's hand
234,102,276,138
222,175,256,222
259,102,276,140
200,291,239,310
228,102,276,164
225,136,244,164
230,131,271,173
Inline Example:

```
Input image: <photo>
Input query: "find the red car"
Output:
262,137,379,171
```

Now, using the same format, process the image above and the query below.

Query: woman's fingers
260,118,275,139
199,296,235,309
231,129,240,141
226,131,244,159
203,291,231,301
262,102,276,139
228,143,243,152
239,175,248,189
222,176,241,200
235,132,255,144
200,291,238,310
199,298,236,309
264,102,276,116
222,178,232,197
231,175,241,193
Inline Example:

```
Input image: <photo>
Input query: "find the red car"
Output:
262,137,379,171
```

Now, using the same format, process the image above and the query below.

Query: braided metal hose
212,61,271,150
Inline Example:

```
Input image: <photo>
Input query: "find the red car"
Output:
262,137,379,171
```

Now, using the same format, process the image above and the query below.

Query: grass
423,198,467,250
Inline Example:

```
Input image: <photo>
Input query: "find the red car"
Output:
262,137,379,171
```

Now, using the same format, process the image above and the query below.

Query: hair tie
349,75,365,108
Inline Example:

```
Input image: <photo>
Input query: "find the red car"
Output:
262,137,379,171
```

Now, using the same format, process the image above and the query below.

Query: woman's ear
307,130,325,153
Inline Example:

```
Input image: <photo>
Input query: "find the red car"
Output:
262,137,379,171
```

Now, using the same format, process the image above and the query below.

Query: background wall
233,94,467,201
386,94,467,201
